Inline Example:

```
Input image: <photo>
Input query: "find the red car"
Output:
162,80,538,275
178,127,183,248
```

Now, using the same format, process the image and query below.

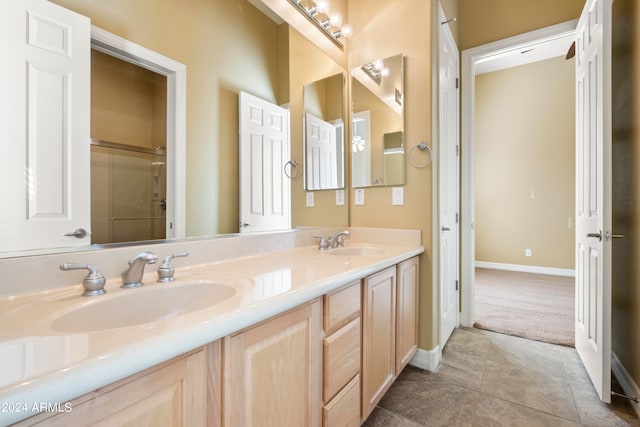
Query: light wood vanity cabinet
361,256,420,421
13,257,419,427
16,345,215,427
361,266,397,420
222,299,323,427
322,281,361,427
396,256,420,373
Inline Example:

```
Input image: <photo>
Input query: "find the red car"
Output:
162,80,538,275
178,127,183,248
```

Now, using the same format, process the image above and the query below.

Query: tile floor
362,327,640,426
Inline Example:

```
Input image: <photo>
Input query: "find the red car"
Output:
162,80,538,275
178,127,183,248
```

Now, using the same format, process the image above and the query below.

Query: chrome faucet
121,251,158,288
328,230,350,248
314,230,351,250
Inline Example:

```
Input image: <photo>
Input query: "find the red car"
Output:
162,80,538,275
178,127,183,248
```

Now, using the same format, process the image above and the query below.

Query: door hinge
455,280,459,291
455,77,459,89
456,145,459,156
455,212,459,224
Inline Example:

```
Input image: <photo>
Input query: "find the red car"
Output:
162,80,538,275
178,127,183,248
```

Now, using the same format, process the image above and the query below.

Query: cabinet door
18,350,207,426
396,256,419,374
361,266,396,420
223,300,322,427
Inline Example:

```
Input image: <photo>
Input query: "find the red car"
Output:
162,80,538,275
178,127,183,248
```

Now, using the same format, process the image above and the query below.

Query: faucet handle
60,264,106,297
157,252,190,283
313,234,331,250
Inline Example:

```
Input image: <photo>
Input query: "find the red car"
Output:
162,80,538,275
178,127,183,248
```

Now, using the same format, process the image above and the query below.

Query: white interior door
438,5,460,348
352,111,371,187
239,91,291,233
574,0,612,403
0,0,91,254
305,112,337,190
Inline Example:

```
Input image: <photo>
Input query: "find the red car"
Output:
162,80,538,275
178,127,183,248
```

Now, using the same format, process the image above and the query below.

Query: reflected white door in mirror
1,0,91,254
239,91,292,233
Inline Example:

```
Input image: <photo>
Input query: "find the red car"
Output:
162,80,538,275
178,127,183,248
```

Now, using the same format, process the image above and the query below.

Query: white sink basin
51,281,236,333
327,246,388,256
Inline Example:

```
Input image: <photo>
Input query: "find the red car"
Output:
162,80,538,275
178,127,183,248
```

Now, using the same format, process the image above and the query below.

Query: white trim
460,20,578,328
90,26,187,239
409,346,441,372
612,353,640,418
475,261,575,277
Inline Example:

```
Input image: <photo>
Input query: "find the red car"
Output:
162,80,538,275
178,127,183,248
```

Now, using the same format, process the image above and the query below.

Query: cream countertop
0,228,423,425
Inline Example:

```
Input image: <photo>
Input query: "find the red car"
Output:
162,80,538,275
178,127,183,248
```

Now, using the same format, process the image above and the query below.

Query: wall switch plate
525,248,532,257
392,187,404,205
336,189,344,206
355,189,365,205
306,192,315,207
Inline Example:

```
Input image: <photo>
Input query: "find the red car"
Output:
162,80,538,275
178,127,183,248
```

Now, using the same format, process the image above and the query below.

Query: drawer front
324,281,361,335
323,317,361,402
323,374,361,427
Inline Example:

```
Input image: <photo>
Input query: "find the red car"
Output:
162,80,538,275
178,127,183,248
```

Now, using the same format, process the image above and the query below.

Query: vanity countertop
0,231,423,425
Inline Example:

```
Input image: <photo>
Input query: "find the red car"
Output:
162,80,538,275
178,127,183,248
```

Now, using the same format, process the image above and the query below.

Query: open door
239,91,291,233
439,4,460,348
574,0,613,403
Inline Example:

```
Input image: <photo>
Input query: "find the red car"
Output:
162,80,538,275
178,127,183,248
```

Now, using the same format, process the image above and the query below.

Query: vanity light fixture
289,0,352,48
361,59,390,85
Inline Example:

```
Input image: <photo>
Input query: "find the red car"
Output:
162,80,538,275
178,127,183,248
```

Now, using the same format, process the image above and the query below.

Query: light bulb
339,24,353,38
373,59,384,71
330,12,342,27
381,67,390,77
316,0,329,14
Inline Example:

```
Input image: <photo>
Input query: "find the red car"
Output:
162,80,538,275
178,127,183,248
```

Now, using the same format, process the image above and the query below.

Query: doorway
90,26,187,242
459,20,578,329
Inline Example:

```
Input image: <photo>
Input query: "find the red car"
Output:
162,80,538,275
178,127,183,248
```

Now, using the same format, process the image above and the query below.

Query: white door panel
305,112,338,190
574,0,612,403
439,5,460,348
239,92,291,233
1,0,91,253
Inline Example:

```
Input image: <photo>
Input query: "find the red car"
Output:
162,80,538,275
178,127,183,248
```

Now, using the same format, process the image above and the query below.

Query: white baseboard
409,346,440,372
612,353,640,418
475,261,575,277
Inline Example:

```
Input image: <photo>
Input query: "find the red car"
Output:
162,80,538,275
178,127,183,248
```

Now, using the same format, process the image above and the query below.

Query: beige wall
52,0,286,237
348,0,434,348
612,0,640,394
475,57,575,269
459,0,584,50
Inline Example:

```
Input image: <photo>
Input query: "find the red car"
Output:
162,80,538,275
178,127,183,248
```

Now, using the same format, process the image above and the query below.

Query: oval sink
52,282,236,333
327,246,388,256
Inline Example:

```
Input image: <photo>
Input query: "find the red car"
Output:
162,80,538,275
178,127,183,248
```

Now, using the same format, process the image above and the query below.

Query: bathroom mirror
350,53,405,188
303,73,345,190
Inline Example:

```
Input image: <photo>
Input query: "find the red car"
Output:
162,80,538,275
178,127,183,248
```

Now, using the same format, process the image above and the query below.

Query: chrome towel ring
284,160,300,179
409,142,432,168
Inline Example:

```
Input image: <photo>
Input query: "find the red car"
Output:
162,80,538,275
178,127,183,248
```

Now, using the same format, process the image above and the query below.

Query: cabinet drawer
323,317,361,402
323,374,360,427
324,281,361,335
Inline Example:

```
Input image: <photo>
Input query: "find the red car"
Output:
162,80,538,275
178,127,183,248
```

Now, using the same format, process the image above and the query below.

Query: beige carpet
474,268,575,347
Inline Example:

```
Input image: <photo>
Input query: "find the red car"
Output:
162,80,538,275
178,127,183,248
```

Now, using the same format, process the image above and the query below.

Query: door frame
459,20,577,327
90,26,186,239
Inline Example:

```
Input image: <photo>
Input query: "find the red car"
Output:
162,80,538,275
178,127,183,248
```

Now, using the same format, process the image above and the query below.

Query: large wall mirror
351,53,405,188
303,73,345,191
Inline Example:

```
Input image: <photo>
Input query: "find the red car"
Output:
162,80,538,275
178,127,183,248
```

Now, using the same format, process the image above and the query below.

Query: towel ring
409,142,432,168
284,160,300,179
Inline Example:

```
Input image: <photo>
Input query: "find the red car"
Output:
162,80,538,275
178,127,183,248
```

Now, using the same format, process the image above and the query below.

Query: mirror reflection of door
90,51,167,244
352,111,371,187
305,112,338,189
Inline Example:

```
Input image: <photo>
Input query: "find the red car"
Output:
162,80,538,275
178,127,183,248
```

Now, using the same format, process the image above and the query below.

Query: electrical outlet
306,192,314,207
525,248,532,257
355,189,365,205
335,190,344,206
